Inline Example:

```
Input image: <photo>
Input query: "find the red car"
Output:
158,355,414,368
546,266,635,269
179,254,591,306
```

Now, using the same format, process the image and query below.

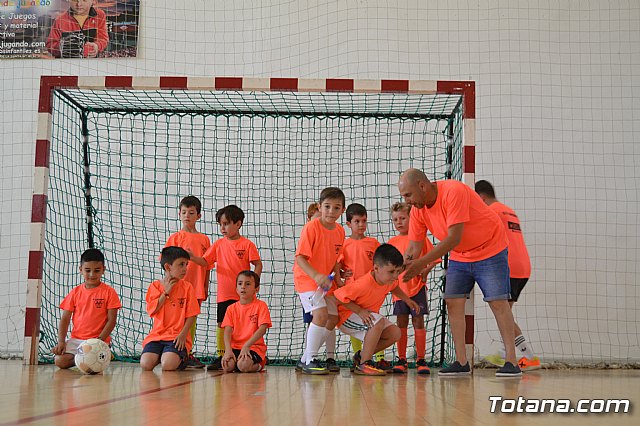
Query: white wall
1,0,638,363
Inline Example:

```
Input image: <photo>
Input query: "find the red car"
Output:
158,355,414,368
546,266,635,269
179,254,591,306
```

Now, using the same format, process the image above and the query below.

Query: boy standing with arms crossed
294,187,346,375
164,196,211,368
190,205,262,370
51,248,121,369
141,247,200,371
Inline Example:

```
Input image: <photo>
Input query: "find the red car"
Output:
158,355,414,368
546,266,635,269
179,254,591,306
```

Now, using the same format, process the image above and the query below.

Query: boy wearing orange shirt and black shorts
51,248,121,369
221,271,272,373
164,196,211,368
141,247,200,371
294,187,346,375
329,244,419,376
189,205,263,370
387,202,440,374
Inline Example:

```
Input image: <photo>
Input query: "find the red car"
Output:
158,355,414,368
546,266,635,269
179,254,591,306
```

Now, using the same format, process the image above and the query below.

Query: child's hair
319,187,345,207
180,195,202,214
373,244,404,268
160,246,190,268
237,270,260,288
80,248,105,264
474,180,496,198
306,202,319,221
216,204,245,225
390,201,411,215
346,203,367,222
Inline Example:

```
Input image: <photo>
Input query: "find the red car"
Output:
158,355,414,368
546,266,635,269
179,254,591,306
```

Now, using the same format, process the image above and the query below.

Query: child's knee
411,315,425,328
236,358,255,373
326,315,338,329
160,353,181,371
311,308,328,325
223,360,236,373
54,355,73,369
396,314,409,328
386,325,402,342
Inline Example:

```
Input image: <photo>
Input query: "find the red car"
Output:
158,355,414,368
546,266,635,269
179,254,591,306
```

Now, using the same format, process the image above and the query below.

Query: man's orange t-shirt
340,236,381,285
221,298,272,360
293,218,345,293
408,180,507,262
489,201,531,279
203,237,261,302
388,234,439,300
334,273,398,327
143,279,201,351
60,282,121,344
165,230,211,300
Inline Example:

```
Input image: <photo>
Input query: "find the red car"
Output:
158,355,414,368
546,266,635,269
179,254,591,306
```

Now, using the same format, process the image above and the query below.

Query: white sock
515,335,534,359
325,329,336,359
303,323,329,364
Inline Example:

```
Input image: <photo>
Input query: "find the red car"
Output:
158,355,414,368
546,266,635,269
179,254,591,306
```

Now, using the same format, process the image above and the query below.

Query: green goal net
39,88,463,366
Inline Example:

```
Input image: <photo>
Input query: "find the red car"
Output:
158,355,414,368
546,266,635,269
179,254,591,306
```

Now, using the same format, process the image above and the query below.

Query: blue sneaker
496,361,522,377
438,361,471,376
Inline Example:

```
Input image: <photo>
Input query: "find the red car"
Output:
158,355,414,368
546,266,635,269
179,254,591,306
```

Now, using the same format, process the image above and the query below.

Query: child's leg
216,324,225,357
412,315,427,360
54,353,75,369
160,352,182,371
237,356,262,373
325,314,339,359
303,307,329,363
362,321,401,362
140,353,160,371
396,314,410,359
223,357,237,373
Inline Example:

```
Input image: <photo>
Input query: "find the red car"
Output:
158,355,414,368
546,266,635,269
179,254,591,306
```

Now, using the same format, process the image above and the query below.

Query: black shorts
230,348,264,371
142,340,187,359
217,299,238,323
509,278,529,302
393,286,429,316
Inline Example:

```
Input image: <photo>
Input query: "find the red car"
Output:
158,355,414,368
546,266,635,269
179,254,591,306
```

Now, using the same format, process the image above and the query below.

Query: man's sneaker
438,361,471,376
416,358,431,375
518,356,541,371
392,358,408,374
350,351,362,372
301,359,329,375
496,361,522,377
484,354,506,367
206,356,223,371
184,354,205,369
325,358,340,373
353,360,386,376
375,359,393,373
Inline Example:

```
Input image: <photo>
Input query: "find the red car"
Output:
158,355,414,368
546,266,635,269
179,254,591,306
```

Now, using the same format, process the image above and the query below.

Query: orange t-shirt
387,234,439,299
60,282,121,344
143,279,201,351
203,237,261,302
221,298,272,360
489,201,531,278
334,273,398,327
165,230,211,300
340,236,381,285
293,218,345,293
408,180,507,262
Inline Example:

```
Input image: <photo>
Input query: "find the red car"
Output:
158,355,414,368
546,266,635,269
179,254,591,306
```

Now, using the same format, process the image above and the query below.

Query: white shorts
298,291,338,316
64,338,85,355
338,312,393,342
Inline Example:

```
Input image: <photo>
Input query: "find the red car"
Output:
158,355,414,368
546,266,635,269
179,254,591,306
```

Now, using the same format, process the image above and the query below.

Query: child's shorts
393,286,429,316
217,299,238,323
298,291,338,315
142,340,187,359
338,312,393,342
230,348,266,371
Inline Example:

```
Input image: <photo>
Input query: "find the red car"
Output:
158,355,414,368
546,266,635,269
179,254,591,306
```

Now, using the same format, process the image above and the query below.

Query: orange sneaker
392,358,408,374
416,358,431,375
518,356,541,371
354,360,386,376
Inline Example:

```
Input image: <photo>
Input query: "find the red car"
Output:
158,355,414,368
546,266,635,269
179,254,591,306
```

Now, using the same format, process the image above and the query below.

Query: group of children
52,187,439,376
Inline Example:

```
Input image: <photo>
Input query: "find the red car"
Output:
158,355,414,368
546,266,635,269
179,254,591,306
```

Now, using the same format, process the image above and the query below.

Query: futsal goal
25,76,476,366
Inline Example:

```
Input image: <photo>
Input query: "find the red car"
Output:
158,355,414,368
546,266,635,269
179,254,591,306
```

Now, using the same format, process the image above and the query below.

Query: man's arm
403,223,464,281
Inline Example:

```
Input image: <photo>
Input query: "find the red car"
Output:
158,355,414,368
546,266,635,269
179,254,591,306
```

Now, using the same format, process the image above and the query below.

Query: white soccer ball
74,338,111,375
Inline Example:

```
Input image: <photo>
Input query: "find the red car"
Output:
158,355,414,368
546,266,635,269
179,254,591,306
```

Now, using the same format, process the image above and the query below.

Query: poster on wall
0,0,139,59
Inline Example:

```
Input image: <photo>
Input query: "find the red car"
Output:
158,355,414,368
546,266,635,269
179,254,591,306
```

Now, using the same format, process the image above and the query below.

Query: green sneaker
484,354,506,367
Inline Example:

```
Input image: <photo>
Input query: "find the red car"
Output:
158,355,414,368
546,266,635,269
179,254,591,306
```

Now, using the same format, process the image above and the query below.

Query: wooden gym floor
0,360,638,425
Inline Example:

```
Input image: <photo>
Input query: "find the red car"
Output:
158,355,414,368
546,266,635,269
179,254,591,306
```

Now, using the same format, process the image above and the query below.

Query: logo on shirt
335,244,342,255
249,313,258,324
507,221,522,233
366,251,374,260
93,298,105,309
236,249,246,260
177,297,186,308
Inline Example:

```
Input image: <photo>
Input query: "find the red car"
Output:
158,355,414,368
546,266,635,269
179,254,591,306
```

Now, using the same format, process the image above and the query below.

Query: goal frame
25,75,476,365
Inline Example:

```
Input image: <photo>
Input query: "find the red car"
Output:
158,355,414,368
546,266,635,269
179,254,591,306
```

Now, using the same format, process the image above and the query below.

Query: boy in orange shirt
221,271,272,373
141,247,200,371
190,205,262,370
329,244,419,376
475,180,539,370
164,196,211,368
339,203,387,371
302,202,322,328
294,187,345,375
51,248,121,369
387,202,439,374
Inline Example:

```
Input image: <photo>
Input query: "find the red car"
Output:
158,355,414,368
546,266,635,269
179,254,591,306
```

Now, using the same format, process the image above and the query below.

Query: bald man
398,168,521,377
